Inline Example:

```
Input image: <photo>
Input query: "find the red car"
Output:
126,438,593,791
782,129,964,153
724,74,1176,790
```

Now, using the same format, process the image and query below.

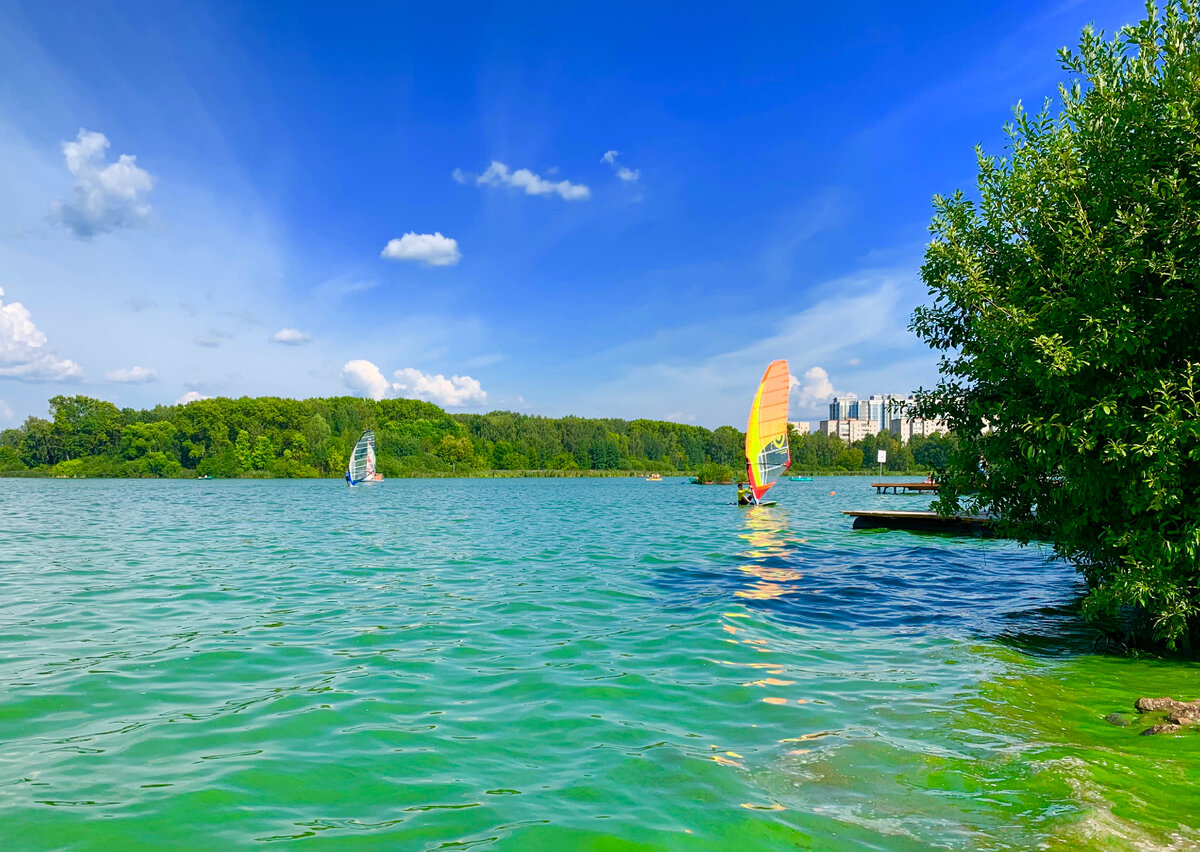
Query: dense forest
0,395,952,478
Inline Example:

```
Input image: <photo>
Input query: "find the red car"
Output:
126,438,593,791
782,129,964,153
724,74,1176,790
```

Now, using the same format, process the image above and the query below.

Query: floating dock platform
844,509,992,535
871,481,939,494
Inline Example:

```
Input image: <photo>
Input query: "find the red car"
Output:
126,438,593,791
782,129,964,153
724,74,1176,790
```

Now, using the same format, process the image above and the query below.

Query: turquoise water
1,477,1197,850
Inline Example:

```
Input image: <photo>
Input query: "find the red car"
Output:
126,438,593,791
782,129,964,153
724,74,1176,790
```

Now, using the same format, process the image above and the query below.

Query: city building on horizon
818,393,948,444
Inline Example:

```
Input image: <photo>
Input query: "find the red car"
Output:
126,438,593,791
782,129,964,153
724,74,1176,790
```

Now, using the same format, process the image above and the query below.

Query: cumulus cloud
0,287,83,381
601,150,640,182
341,359,392,401
454,161,590,201
176,390,212,405
392,367,487,407
105,365,157,383
49,129,155,239
0,399,11,421
340,359,488,407
790,365,844,411
381,232,461,266
271,328,312,345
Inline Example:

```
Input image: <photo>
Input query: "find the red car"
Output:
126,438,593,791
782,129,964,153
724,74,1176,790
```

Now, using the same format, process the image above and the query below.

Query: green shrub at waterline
911,1,1200,651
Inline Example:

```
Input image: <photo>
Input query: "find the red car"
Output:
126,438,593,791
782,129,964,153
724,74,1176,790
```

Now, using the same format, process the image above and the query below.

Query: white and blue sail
346,430,382,485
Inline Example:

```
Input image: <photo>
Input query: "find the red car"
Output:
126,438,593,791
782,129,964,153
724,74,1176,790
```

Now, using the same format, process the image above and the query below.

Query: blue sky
0,0,1141,428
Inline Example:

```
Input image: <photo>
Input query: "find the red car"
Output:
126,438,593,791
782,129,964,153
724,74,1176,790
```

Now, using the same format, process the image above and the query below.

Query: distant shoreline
0,468,927,481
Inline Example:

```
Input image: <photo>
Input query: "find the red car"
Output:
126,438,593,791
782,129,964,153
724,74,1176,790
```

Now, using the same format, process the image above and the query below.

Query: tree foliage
4,395,755,478
911,1,1200,649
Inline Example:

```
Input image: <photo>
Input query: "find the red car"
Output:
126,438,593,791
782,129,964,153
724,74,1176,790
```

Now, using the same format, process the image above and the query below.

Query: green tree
910,1,1200,649
0,446,24,469
234,430,253,471
18,417,56,467
251,435,275,470
50,395,121,459
834,448,864,471
911,433,956,472
434,435,475,468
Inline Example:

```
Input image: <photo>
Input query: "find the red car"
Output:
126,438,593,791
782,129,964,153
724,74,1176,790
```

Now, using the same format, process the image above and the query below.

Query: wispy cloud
0,287,83,381
462,352,504,369
601,150,640,182
312,274,378,299
381,232,461,266
49,129,154,239
566,268,935,425
105,365,157,383
454,161,590,201
0,399,12,421
192,330,232,348
270,328,312,345
122,296,157,312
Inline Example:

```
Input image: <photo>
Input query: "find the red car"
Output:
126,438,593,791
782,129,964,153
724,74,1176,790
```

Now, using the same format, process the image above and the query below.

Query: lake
1,477,1196,850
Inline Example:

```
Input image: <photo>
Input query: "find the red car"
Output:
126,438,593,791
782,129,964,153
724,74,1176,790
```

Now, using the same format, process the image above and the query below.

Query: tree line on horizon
0,394,950,479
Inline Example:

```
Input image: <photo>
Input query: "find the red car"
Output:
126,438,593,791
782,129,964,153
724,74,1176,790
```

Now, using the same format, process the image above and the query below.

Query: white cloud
392,367,487,408
601,150,640,182
341,359,391,400
49,129,155,239
105,365,157,383
0,287,83,381
381,232,461,266
455,161,590,201
790,366,844,411
176,390,212,405
0,399,11,420
271,328,312,345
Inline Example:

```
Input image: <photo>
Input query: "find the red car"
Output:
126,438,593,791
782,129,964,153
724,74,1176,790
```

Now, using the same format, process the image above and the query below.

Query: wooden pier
872,481,939,494
844,509,992,535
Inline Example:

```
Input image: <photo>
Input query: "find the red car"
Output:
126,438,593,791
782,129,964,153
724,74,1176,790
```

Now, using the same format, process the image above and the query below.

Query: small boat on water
645,473,663,481
789,476,813,481
346,430,384,486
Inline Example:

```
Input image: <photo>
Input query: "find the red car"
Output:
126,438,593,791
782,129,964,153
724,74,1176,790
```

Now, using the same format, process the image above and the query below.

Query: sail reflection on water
735,506,804,601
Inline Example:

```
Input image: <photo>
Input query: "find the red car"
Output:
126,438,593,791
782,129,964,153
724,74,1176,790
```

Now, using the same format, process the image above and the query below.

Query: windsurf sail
347,430,379,485
745,360,791,502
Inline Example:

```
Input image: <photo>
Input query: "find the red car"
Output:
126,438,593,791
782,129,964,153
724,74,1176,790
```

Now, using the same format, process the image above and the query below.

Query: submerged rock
1142,723,1182,736
1135,696,1200,714
1104,712,1132,727
1134,696,1200,735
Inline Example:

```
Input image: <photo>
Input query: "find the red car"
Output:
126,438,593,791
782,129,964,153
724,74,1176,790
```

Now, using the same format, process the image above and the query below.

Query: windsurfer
736,481,756,506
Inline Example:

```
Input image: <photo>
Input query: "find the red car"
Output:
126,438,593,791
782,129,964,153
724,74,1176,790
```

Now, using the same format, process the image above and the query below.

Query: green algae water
1,477,1197,850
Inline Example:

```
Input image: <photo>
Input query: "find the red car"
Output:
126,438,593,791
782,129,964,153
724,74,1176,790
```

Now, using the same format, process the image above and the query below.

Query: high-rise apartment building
828,394,858,421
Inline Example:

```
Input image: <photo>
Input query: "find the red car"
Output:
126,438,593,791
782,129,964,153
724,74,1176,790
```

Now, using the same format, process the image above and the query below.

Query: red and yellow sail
745,360,791,501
